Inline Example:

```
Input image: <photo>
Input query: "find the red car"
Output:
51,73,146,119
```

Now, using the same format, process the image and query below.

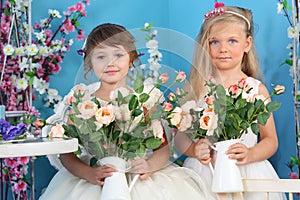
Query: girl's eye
98,56,105,59
115,53,123,58
229,39,237,44
209,40,219,45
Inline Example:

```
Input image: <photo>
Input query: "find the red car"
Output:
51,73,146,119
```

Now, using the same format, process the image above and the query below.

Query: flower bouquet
167,77,284,142
164,77,284,192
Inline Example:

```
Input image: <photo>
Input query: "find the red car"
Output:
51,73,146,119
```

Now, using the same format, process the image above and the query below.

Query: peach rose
199,108,218,136
274,85,285,95
49,124,65,138
95,105,115,125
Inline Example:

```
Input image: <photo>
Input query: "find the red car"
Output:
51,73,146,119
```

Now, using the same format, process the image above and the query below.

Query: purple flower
0,119,10,135
2,122,26,141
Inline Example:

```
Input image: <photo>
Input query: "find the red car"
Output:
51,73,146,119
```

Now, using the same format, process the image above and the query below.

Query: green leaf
136,145,146,157
132,109,143,117
145,138,162,149
266,101,281,112
129,95,139,111
251,123,259,134
257,112,270,126
150,110,162,120
133,73,144,93
89,131,101,141
112,130,121,140
247,106,255,119
90,157,98,167
139,93,150,103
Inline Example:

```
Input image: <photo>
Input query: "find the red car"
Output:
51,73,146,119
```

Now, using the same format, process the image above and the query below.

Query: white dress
39,82,217,200
183,77,287,200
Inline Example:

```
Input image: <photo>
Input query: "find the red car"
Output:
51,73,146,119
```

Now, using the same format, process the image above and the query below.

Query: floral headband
204,2,251,30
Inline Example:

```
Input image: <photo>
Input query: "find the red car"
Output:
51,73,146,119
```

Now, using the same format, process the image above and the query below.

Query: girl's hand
86,165,117,186
226,142,252,165
130,158,152,180
194,138,212,165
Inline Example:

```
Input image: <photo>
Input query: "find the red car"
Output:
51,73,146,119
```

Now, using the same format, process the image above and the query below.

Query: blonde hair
188,6,260,99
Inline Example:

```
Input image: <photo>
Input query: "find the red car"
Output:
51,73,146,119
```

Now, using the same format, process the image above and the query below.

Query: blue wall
31,0,297,198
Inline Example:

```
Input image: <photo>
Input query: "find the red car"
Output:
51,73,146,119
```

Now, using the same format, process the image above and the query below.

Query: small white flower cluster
143,22,163,85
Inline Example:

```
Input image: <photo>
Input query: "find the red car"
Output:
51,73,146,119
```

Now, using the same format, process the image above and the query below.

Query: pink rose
175,71,186,83
67,96,76,105
238,78,247,88
168,93,176,102
163,102,173,112
228,84,241,98
205,96,214,105
158,73,169,84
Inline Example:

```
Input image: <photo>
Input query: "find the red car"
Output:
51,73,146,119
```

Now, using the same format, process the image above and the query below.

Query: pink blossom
13,180,27,192
289,172,299,179
74,2,85,13
34,23,40,29
68,5,76,12
17,157,30,165
4,158,19,168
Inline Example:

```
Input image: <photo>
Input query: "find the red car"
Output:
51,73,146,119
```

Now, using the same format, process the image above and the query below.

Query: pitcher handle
129,174,139,192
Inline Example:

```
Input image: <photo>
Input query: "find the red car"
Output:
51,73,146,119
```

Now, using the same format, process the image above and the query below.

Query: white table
0,137,78,200
0,137,78,158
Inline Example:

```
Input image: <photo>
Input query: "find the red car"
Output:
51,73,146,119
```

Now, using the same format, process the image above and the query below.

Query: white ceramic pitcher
98,156,139,200
210,139,244,193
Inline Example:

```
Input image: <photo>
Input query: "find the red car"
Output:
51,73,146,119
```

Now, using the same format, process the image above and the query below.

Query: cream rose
151,119,164,139
77,100,98,119
170,107,182,127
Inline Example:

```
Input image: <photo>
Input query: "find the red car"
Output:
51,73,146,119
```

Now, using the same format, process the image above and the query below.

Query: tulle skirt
39,163,217,200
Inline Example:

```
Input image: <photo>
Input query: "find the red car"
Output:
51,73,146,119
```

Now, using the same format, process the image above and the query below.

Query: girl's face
91,45,131,86
208,22,252,72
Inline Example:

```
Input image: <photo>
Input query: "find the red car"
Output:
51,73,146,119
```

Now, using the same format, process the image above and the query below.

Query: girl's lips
218,57,231,61
104,70,119,74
